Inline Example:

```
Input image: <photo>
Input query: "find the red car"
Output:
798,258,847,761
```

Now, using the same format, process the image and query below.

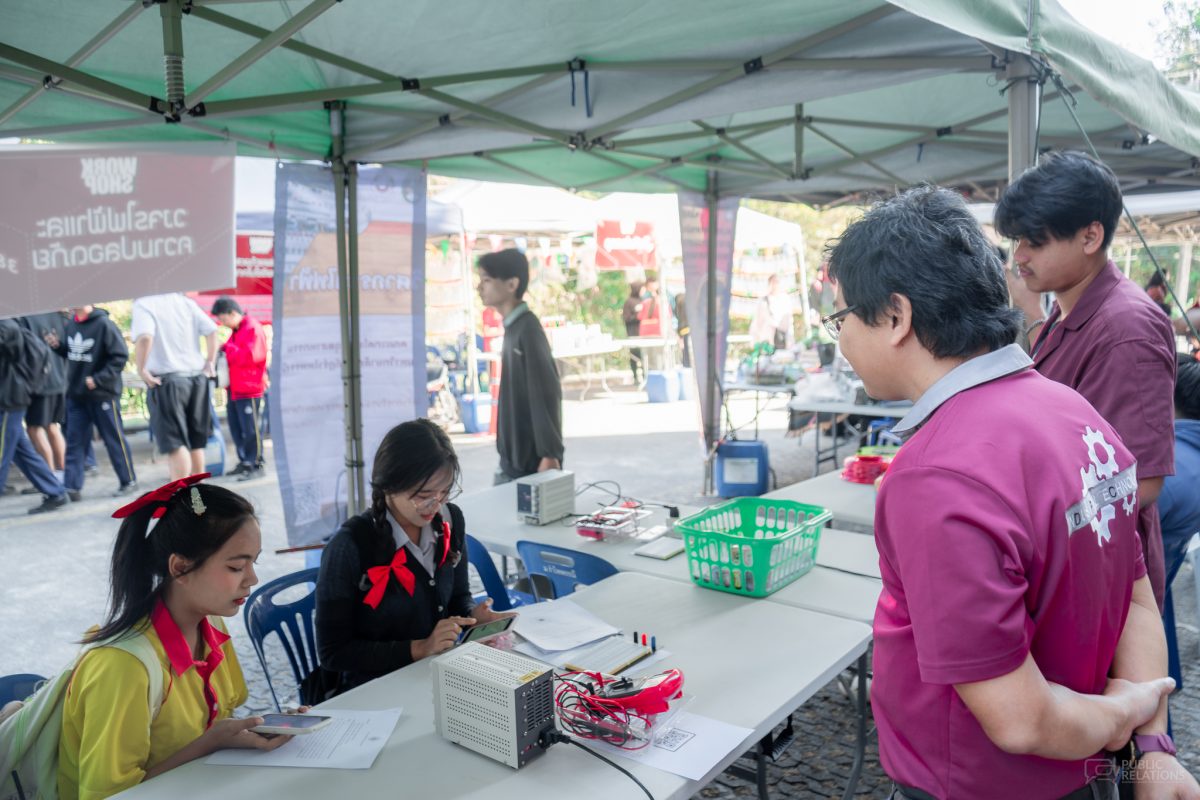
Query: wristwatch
1132,733,1177,759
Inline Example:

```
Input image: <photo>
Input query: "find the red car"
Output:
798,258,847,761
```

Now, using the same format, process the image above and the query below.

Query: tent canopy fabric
2,0,1197,206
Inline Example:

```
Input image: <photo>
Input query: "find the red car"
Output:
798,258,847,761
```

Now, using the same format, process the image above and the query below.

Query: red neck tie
362,548,415,609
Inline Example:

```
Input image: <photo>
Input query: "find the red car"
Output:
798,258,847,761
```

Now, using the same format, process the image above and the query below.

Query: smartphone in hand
251,713,332,735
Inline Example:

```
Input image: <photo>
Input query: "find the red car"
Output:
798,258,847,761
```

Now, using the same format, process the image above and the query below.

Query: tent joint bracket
743,57,764,75
402,78,421,91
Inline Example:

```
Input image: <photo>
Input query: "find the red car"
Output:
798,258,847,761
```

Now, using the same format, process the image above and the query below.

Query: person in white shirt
749,274,795,350
130,293,219,480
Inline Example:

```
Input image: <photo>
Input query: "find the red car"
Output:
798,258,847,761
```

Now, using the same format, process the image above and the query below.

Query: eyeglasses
821,305,858,340
408,485,461,511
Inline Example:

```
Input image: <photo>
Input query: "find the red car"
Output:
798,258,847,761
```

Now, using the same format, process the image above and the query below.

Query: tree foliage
1158,0,1200,85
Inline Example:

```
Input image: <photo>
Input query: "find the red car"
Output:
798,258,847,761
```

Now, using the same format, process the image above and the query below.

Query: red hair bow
112,473,211,520
363,548,416,608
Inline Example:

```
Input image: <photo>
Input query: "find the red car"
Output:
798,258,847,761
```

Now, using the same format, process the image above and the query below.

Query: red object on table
841,455,891,484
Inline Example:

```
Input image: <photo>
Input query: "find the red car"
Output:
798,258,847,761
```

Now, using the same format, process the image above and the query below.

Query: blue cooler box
459,393,492,433
715,440,770,497
676,368,695,400
645,370,680,403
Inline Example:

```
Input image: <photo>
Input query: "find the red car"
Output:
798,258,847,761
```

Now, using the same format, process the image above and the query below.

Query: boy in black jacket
48,305,137,499
0,319,68,513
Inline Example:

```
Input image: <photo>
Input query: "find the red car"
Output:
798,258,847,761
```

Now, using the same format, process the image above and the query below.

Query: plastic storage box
676,498,830,597
645,370,680,403
714,439,769,496
459,393,492,434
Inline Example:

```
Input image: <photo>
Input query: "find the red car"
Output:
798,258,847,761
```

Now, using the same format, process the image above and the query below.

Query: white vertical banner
678,191,737,445
272,164,426,547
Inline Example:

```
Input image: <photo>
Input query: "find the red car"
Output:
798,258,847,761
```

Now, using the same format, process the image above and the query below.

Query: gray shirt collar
891,344,1032,441
387,509,437,576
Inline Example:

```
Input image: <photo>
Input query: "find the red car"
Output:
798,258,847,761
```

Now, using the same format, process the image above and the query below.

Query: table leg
840,652,868,800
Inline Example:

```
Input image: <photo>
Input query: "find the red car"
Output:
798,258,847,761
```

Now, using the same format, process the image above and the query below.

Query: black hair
993,150,1123,250
628,281,643,298
1176,353,1200,420
210,296,243,316
478,249,529,300
1145,271,1167,290
85,483,256,644
368,418,461,543
826,185,1021,359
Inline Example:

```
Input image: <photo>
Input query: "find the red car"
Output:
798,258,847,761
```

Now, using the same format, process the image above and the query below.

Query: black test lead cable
540,731,655,800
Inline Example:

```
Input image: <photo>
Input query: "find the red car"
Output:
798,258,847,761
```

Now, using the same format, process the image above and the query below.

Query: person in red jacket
212,298,268,481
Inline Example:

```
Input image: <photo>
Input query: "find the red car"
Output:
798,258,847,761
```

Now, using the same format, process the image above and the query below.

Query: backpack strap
100,634,166,721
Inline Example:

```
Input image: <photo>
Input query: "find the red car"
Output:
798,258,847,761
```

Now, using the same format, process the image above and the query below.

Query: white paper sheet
510,598,618,651
205,708,402,769
586,711,754,781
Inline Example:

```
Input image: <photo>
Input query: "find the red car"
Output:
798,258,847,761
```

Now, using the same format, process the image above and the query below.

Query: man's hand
1133,751,1200,799
537,457,561,472
203,360,217,379
84,376,96,391
139,368,162,388
1101,677,1176,752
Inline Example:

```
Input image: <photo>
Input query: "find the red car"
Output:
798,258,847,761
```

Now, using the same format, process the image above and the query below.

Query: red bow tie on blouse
362,522,453,609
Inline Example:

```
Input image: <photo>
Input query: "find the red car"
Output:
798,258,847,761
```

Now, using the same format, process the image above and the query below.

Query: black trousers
227,396,264,467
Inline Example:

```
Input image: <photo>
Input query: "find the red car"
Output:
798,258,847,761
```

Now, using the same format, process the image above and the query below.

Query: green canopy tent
4,0,1198,505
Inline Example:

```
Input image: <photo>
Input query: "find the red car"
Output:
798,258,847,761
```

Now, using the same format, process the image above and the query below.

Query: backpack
12,327,52,403
0,634,164,800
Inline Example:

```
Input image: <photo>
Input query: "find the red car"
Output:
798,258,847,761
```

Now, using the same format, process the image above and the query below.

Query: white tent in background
434,179,595,234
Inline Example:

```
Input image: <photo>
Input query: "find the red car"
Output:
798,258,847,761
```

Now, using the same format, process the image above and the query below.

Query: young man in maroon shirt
824,186,1194,799
996,151,1177,613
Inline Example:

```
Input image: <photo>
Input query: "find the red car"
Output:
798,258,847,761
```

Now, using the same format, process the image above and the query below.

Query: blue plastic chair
467,535,536,611
243,568,320,711
515,540,619,601
0,673,46,705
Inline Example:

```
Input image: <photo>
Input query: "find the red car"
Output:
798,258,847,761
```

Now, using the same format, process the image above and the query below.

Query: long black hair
368,418,461,543
84,482,256,644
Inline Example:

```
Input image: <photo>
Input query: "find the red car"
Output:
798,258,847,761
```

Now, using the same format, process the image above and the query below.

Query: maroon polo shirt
1031,260,1176,607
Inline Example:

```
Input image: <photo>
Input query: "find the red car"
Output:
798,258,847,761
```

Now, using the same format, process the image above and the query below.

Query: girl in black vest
315,419,512,692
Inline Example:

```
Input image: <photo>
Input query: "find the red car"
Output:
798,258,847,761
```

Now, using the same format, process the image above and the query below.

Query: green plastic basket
676,498,830,597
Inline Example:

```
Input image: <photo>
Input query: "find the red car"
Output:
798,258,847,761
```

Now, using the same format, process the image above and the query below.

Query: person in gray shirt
476,249,563,484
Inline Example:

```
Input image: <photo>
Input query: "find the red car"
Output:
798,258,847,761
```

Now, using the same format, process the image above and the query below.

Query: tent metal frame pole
0,116,160,139
189,5,395,82
160,0,186,113
0,2,143,127
188,120,327,159
805,122,908,185
577,142,724,190
794,104,805,178
0,42,167,115
346,73,559,159
184,0,339,109
694,121,794,180
329,101,364,517
474,152,572,190
586,5,899,140
346,160,365,513
587,56,991,73
610,117,790,148
419,88,574,144
1006,53,1041,179
704,170,720,495
199,80,409,116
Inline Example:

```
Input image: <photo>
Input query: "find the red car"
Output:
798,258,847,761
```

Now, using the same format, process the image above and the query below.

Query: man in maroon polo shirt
824,186,1193,799
996,151,1177,612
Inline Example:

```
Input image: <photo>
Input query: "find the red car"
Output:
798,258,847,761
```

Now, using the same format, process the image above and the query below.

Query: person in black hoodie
48,305,137,499
315,419,514,694
0,318,69,513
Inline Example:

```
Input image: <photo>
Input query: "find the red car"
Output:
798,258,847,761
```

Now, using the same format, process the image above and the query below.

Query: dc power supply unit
432,642,557,768
515,468,575,525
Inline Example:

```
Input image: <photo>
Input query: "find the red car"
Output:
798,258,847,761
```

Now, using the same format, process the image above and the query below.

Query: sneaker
227,463,250,477
67,491,82,502
28,494,68,514
84,464,99,476
113,482,139,497
20,487,41,495
237,466,264,482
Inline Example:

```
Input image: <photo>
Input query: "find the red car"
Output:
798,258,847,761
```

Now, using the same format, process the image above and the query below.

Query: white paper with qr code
205,708,402,769
584,712,753,780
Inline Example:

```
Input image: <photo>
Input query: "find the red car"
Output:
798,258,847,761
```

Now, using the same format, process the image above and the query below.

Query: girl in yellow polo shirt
58,476,290,800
